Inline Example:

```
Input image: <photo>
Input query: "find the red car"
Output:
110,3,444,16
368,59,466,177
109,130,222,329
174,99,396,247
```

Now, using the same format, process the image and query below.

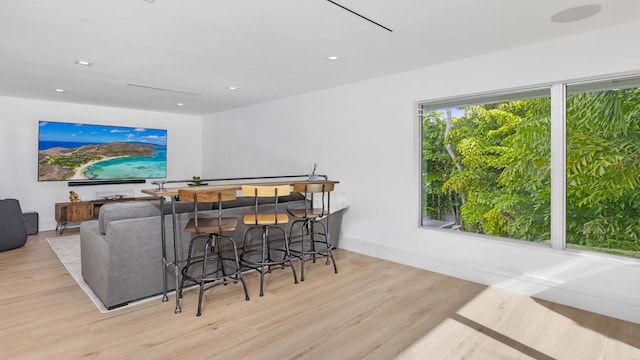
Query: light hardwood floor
1,229,639,359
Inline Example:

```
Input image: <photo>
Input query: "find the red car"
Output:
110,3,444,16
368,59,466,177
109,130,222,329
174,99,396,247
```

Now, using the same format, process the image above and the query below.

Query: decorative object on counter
69,191,81,202
187,176,208,187
308,163,321,181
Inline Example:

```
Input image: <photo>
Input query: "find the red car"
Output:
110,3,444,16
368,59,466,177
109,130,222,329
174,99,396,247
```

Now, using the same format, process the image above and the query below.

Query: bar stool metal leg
240,184,299,297
177,188,249,316
287,181,338,281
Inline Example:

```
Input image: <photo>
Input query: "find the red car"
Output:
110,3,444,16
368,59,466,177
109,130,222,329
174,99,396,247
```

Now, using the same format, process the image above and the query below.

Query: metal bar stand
159,194,182,313
148,174,334,315
160,195,168,303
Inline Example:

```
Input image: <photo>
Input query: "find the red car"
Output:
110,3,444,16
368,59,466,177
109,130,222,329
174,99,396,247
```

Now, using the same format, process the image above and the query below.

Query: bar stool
240,184,298,296
178,188,249,316
288,182,338,281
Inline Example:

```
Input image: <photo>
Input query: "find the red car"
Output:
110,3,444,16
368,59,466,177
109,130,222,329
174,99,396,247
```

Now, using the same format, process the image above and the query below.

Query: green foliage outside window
422,88,640,258
422,98,551,243
566,89,640,256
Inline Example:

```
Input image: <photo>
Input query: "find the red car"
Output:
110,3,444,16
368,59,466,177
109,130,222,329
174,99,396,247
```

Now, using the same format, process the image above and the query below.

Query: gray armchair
0,199,28,252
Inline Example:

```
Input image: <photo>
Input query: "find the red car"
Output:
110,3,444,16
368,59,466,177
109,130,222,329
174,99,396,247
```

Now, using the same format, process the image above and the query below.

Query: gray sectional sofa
80,195,344,309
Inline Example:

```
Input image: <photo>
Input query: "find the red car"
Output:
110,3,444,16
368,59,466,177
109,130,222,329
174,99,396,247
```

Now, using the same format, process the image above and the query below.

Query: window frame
418,76,640,260
418,86,553,243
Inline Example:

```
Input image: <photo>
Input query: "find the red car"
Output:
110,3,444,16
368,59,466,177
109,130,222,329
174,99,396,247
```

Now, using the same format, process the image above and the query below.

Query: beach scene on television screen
38,121,167,181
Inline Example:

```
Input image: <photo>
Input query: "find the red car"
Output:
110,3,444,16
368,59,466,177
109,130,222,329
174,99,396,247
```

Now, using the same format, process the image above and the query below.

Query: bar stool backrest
241,184,290,225
292,182,334,218
178,188,236,232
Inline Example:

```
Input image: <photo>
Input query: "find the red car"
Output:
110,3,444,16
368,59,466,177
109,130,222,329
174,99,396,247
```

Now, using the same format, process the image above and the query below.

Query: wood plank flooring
0,229,639,359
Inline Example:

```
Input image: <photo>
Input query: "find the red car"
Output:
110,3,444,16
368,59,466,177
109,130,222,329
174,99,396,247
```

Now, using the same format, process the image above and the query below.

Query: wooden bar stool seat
184,216,238,233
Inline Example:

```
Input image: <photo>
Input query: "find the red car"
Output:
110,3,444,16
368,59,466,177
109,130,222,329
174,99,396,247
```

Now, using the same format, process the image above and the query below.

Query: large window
420,77,640,259
421,91,551,243
566,79,640,258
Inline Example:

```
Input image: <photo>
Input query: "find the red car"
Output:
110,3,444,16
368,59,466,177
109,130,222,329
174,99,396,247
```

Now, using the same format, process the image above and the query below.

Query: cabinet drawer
55,202,93,222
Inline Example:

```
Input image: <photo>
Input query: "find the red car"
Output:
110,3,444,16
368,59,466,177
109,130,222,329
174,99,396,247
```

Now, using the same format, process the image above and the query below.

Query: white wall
0,96,202,231
202,21,640,324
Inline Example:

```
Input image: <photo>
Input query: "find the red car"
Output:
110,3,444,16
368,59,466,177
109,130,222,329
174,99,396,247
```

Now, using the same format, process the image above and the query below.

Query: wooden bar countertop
141,179,339,198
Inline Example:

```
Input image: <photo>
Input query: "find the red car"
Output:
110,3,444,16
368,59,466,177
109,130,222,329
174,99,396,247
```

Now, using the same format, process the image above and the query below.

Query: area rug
46,235,168,313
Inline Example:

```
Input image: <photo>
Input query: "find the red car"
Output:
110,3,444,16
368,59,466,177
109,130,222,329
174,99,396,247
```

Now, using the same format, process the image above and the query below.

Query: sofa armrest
82,216,180,309
80,221,110,305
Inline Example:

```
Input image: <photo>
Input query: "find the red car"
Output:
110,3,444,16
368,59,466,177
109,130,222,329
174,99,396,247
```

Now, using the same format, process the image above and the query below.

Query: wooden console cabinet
55,197,159,234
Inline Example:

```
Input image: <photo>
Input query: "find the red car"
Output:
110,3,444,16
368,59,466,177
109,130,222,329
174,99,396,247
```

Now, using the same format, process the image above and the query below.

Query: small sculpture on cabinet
69,191,81,202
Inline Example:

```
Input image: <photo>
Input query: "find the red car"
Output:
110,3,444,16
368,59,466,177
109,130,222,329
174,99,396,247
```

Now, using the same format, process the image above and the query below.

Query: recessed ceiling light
551,4,602,23
54,88,65,92
177,103,184,106
327,56,340,61
228,86,238,90
143,0,156,3
75,60,94,66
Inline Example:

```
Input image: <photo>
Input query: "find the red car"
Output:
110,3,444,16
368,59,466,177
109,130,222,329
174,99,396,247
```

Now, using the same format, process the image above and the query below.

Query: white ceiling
2,0,640,115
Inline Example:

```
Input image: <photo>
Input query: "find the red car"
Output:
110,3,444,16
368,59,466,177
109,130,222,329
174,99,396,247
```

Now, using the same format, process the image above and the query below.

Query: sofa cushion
98,200,214,235
98,202,161,235
96,194,306,235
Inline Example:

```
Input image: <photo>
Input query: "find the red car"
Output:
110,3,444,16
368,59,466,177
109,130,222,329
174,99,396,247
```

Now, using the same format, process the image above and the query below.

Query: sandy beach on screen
72,156,128,179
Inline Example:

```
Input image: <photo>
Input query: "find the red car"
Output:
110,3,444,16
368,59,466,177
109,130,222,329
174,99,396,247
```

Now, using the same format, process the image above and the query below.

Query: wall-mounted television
38,121,167,182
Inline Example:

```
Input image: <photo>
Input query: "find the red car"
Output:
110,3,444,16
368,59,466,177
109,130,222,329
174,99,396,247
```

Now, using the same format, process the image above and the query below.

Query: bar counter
141,175,338,313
